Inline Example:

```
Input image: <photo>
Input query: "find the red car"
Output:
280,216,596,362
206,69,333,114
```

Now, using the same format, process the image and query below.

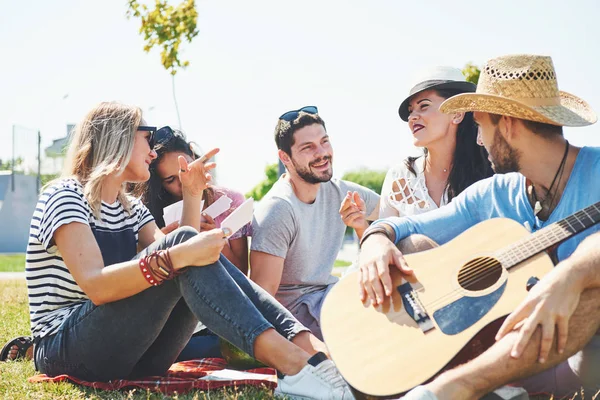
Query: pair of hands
358,234,583,363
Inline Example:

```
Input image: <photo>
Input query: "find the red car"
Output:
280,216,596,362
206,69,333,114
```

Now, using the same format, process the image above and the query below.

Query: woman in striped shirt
24,102,353,399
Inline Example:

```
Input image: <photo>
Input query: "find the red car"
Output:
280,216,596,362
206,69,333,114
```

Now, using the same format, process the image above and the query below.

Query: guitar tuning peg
526,276,540,292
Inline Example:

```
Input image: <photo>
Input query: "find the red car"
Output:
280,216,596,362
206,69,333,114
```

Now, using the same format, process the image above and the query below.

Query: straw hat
440,55,596,127
398,66,476,121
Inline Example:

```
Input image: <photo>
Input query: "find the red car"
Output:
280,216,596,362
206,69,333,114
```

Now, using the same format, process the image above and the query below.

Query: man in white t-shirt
250,106,380,339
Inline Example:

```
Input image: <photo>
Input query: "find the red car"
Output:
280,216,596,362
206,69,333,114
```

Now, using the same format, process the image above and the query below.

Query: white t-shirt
379,156,448,218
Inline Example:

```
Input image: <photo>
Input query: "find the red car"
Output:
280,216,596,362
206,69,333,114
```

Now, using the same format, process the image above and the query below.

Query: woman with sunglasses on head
379,66,493,218
138,126,250,275
25,102,354,399
133,126,251,362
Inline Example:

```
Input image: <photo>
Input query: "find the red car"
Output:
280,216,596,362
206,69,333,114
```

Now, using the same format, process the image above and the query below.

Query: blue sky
2,0,600,193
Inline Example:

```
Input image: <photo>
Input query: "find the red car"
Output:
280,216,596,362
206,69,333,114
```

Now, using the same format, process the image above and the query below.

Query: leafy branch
127,0,199,75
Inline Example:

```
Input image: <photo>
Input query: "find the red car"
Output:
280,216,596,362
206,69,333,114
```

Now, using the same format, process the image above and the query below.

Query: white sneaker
275,352,354,399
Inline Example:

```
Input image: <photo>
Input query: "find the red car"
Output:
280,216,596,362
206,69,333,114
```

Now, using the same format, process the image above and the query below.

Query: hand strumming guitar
357,233,413,306
496,231,600,363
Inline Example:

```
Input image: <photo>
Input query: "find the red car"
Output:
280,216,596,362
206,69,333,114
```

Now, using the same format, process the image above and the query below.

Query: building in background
43,124,73,174
0,171,38,252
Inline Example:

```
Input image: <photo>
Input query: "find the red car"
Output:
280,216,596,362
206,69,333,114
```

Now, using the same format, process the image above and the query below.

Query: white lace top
379,157,449,218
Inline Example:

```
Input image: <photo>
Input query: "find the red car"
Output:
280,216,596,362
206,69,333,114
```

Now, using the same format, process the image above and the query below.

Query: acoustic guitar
321,202,600,398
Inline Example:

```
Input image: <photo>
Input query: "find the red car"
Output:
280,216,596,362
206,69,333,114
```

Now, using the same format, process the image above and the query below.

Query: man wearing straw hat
357,54,600,399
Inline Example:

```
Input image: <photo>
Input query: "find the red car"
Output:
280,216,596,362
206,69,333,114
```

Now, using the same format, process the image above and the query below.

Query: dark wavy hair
405,88,494,201
274,113,326,156
132,130,214,228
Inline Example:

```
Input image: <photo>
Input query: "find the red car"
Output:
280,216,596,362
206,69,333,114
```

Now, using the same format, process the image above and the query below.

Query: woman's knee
166,226,198,246
397,234,438,254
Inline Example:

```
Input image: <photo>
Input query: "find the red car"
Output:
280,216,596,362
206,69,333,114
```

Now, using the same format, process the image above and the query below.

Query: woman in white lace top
380,66,493,218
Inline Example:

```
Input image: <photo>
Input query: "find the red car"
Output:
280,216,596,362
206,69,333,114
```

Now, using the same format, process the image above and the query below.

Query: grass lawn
0,280,278,399
0,281,584,400
333,259,351,268
0,254,26,272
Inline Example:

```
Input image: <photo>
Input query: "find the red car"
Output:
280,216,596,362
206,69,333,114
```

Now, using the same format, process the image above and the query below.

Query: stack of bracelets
138,249,181,286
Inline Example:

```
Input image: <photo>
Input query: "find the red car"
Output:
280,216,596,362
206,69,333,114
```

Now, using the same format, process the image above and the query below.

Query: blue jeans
34,227,306,381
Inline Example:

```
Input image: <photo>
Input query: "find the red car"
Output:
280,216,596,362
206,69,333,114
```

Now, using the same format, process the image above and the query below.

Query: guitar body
321,218,555,397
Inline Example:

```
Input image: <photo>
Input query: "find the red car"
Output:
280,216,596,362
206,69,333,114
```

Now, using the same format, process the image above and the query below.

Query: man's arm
250,197,295,297
358,182,485,304
424,234,600,398
249,251,285,297
366,200,380,221
497,230,600,362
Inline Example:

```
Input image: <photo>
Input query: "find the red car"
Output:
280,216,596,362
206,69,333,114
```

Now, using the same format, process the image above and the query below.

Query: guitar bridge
397,282,434,333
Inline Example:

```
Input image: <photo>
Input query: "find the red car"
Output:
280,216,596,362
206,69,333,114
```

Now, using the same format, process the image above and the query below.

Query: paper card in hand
220,198,253,237
203,195,232,219
163,200,204,226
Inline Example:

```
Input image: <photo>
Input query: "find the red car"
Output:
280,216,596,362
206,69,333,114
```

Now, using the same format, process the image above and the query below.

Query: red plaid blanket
28,358,277,395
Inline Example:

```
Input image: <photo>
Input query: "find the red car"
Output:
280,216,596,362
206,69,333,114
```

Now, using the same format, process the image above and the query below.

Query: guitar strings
397,204,600,313
409,258,505,310
415,256,515,310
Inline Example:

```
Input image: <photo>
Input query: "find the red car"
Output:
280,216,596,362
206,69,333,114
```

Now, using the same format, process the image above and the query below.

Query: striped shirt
26,178,154,339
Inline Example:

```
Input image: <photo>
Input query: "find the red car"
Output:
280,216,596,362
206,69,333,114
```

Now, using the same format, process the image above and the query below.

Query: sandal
1,336,33,361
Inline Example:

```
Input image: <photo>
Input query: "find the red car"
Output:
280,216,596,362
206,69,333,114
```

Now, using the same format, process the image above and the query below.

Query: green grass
0,281,584,400
0,254,26,272
0,280,278,399
333,259,351,268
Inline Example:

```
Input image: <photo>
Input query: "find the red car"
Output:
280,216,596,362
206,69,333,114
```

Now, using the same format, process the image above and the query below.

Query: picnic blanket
28,357,277,395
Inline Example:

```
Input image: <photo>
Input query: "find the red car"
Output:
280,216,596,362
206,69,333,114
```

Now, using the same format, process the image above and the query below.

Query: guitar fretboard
497,201,600,268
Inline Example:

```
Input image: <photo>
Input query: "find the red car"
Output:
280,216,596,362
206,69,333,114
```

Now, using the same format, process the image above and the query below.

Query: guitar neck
498,201,600,269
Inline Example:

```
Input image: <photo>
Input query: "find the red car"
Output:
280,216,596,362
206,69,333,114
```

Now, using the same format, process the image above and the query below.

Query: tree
342,168,387,195
127,0,199,128
246,163,279,201
0,157,23,171
463,63,481,85
127,0,199,75
340,168,387,237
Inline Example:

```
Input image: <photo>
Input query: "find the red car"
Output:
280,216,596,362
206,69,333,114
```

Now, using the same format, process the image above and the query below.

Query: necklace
425,155,449,174
531,140,569,216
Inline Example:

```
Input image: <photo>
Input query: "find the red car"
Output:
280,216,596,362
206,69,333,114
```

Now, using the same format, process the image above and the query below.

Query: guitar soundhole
457,257,503,291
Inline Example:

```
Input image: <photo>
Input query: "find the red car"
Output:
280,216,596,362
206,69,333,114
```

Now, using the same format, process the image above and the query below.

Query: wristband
359,223,396,248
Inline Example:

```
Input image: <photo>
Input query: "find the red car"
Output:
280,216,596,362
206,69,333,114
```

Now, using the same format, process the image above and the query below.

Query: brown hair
488,114,563,136
274,113,326,156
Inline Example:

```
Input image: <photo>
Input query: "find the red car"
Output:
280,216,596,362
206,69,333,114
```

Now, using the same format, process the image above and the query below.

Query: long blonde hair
61,102,142,218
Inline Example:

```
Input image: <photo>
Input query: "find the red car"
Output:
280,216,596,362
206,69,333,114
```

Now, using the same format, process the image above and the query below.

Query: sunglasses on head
138,125,178,149
279,106,318,122
153,126,178,148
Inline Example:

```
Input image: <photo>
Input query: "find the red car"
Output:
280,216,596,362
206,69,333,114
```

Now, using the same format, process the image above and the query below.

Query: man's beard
489,127,521,173
292,156,333,184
